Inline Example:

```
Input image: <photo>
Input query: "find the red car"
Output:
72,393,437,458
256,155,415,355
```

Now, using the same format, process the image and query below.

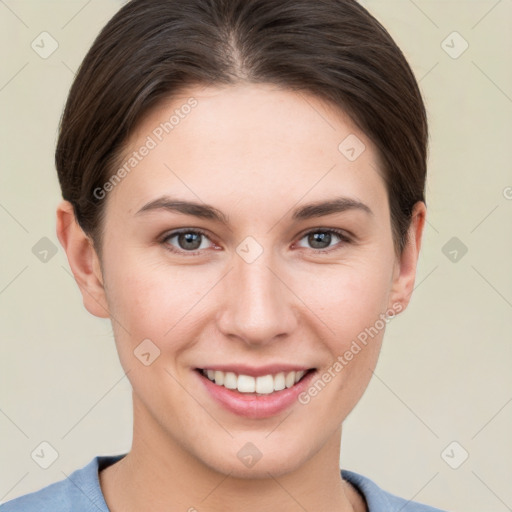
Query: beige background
1,1,511,511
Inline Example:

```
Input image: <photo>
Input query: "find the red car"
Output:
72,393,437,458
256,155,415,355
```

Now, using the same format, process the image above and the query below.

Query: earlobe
387,201,427,313
55,200,110,319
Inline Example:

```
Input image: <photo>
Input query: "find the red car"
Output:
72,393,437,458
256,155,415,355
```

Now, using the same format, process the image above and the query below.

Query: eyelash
160,228,353,256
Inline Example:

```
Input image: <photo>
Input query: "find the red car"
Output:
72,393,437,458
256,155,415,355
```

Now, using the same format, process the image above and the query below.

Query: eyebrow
135,195,373,224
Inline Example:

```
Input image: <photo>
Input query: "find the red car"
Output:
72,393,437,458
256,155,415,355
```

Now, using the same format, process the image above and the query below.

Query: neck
99,394,366,512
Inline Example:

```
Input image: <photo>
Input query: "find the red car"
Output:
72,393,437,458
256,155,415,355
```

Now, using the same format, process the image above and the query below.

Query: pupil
309,232,331,249
179,232,201,250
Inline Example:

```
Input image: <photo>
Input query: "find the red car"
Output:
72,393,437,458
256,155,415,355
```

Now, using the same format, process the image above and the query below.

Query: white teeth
285,371,296,388
223,372,237,390
201,368,310,394
214,370,224,386
295,370,305,383
237,374,255,393
274,372,286,391
255,375,274,394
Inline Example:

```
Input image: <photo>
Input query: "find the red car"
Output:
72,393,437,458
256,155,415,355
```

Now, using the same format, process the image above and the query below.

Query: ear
387,201,427,313
56,200,110,319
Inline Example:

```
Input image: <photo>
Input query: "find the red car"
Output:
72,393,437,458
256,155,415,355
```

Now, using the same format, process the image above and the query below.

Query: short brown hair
56,0,428,258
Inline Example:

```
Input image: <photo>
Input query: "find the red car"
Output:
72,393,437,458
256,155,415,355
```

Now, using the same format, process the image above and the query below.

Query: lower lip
195,369,317,419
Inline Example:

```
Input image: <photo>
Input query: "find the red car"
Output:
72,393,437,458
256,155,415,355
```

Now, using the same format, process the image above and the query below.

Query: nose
216,248,298,347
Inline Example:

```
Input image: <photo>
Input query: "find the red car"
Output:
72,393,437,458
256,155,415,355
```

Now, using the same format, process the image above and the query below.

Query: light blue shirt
0,453,448,511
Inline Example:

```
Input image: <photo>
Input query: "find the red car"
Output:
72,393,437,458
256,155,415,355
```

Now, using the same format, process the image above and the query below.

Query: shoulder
341,469,450,512
0,454,126,512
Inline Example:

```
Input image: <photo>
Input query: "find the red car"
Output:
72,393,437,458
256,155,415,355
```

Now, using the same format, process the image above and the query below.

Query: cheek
294,261,392,423
103,255,214,351
295,256,394,342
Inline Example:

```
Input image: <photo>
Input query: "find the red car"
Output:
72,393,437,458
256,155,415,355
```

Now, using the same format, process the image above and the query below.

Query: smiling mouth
195,368,316,395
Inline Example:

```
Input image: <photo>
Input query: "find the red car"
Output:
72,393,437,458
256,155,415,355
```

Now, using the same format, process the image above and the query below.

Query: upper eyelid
296,226,352,240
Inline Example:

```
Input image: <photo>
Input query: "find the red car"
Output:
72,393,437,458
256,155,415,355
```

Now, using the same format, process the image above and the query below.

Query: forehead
109,83,386,216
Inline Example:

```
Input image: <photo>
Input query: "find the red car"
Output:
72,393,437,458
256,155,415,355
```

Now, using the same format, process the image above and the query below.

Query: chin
196,440,313,480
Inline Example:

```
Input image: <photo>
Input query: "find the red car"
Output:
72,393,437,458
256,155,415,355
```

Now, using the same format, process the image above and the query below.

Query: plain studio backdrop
0,1,511,511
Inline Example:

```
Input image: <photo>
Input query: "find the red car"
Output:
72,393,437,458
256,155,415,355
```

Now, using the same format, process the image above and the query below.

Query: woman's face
72,83,423,478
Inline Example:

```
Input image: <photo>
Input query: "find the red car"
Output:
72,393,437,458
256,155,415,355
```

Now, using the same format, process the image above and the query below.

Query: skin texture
56,83,426,512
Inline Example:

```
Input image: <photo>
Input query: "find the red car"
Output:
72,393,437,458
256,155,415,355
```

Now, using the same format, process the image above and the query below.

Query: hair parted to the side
55,0,428,259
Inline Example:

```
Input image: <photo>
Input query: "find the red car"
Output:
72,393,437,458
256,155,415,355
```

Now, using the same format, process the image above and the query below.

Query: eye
160,227,352,256
295,229,352,252
161,229,214,254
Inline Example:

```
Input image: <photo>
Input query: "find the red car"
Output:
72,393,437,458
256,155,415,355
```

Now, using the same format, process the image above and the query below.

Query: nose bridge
217,241,297,345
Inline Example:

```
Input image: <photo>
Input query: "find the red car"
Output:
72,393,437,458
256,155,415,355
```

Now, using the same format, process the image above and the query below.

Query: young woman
1,0,447,510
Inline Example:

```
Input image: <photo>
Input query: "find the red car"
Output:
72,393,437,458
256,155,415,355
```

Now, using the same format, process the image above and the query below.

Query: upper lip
196,364,315,377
